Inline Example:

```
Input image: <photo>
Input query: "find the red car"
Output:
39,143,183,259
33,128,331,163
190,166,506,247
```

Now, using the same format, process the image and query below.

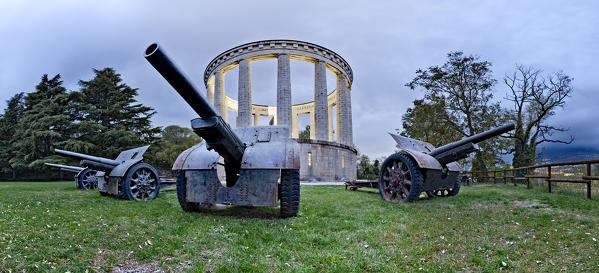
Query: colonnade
205,55,353,146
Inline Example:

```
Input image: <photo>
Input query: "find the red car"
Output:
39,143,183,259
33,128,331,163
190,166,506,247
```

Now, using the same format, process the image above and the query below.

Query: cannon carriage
144,43,300,217
54,146,161,200
378,123,515,202
45,163,98,190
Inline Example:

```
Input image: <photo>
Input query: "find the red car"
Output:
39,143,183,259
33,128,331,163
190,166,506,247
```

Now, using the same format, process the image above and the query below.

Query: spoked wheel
77,168,98,190
122,163,160,201
378,153,423,203
426,176,461,198
176,170,201,212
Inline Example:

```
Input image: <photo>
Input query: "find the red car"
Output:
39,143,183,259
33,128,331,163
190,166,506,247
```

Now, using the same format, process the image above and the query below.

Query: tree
68,68,161,158
504,65,573,167
298,125,310,139
400,99,461,147
0,93,25,179
11,74,73,170
356,154,379,180
147,125,201,169
405,51,510,173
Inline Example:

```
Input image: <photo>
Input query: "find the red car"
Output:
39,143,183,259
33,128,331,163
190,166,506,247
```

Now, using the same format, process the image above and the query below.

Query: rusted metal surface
186,169,279,207
422,169,460,192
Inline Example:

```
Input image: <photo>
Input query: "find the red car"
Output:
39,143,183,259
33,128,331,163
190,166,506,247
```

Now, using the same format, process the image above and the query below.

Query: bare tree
504,65,574,167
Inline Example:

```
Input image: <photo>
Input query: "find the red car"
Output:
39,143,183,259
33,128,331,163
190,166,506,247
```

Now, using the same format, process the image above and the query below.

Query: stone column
347,85,353,146
237,59,251,127
336,74,350,145
214,71,227,121
314,60,328,140
328,104,334,141
291,113,299,138
277,54,292,135
254,114,260,126
309,111,316,139
206,78,215,106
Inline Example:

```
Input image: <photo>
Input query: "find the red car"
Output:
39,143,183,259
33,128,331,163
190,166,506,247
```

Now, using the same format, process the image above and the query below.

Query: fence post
526,168,530,189
587,163,592,200
493,171,496,184
503,170,507,184
547,166,552,193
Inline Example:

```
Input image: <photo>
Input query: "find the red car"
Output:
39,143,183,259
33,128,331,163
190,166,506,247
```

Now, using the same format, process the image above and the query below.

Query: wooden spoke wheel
378,153,423,203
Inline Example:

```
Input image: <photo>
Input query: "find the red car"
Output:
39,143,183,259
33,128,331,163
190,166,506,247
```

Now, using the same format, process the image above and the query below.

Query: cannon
54,146,161,200
144,43,300,217
379,123,515,202
45,163,98,190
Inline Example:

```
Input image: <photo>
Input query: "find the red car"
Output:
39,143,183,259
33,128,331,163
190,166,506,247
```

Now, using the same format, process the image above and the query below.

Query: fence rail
466,159,599,199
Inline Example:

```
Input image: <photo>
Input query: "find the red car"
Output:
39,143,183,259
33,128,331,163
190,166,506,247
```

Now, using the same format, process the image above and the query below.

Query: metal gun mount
378,123,515,203
45,163,98,190
145,43,300,217
54,146,161,200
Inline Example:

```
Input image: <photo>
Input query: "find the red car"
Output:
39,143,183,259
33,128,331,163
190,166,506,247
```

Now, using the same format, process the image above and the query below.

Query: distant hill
538,146,599,163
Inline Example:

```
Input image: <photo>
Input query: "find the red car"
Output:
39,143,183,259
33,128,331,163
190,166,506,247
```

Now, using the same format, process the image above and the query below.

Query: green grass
1,182,599,272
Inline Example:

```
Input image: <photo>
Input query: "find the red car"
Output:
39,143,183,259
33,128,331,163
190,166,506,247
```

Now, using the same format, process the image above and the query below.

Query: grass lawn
0,181,598,272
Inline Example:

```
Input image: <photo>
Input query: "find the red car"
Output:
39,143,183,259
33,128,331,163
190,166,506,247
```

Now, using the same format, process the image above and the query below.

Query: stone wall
296,139,357,181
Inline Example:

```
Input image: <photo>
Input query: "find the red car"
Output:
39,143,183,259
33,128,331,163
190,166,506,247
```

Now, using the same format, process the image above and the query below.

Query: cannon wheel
426,176,461,197
77,168,98,190
122,163,160,201
176,170,201,212
378,153,423,203
279,169,300,217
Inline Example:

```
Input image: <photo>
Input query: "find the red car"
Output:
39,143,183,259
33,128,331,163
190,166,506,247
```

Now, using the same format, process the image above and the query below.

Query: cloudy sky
1,1,597,159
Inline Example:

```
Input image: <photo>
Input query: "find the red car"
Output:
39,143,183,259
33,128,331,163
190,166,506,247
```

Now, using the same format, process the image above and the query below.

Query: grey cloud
1,0,598,159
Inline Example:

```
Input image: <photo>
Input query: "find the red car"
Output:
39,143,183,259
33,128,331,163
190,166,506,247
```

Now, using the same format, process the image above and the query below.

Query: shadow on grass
190,205,283,220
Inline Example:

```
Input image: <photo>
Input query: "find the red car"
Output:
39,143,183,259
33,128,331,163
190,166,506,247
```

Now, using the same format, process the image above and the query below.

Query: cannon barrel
144,43,217,119
429,123,515,158
144,43,245,166
54,149,120,167
44,163,85,173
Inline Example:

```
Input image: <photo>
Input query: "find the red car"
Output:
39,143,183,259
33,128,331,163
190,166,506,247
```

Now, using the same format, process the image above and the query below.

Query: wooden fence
467,159,599,199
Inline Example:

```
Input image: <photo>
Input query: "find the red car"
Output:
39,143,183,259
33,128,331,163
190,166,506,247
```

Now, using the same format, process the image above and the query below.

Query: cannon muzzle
54,149,120,167
144,43,217,119
144,43,245,170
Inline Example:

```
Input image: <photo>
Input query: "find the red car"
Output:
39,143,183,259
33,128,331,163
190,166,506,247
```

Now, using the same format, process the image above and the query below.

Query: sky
1,0,598,160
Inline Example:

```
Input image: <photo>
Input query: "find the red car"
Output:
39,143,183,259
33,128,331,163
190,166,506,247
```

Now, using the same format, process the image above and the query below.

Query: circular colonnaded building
203,39,356,181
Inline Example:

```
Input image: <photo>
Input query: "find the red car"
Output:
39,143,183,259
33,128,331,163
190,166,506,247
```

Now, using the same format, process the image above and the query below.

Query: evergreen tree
69,68,161,158
11,74,73,169
0,93,25,179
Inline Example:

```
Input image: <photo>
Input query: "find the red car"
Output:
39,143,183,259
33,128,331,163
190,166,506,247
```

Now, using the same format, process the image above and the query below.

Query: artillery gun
144,43,300,217
54,146,161,200
45,163,98,190
379,123,515,202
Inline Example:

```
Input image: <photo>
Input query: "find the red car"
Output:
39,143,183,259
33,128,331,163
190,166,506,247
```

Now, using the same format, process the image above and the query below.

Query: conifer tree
70,68,160,158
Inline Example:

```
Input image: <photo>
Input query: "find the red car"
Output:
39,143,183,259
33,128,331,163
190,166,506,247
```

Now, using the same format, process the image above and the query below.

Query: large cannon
379,123,515,202
54,146,161,200
45,163,98,190
144,43,300,217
